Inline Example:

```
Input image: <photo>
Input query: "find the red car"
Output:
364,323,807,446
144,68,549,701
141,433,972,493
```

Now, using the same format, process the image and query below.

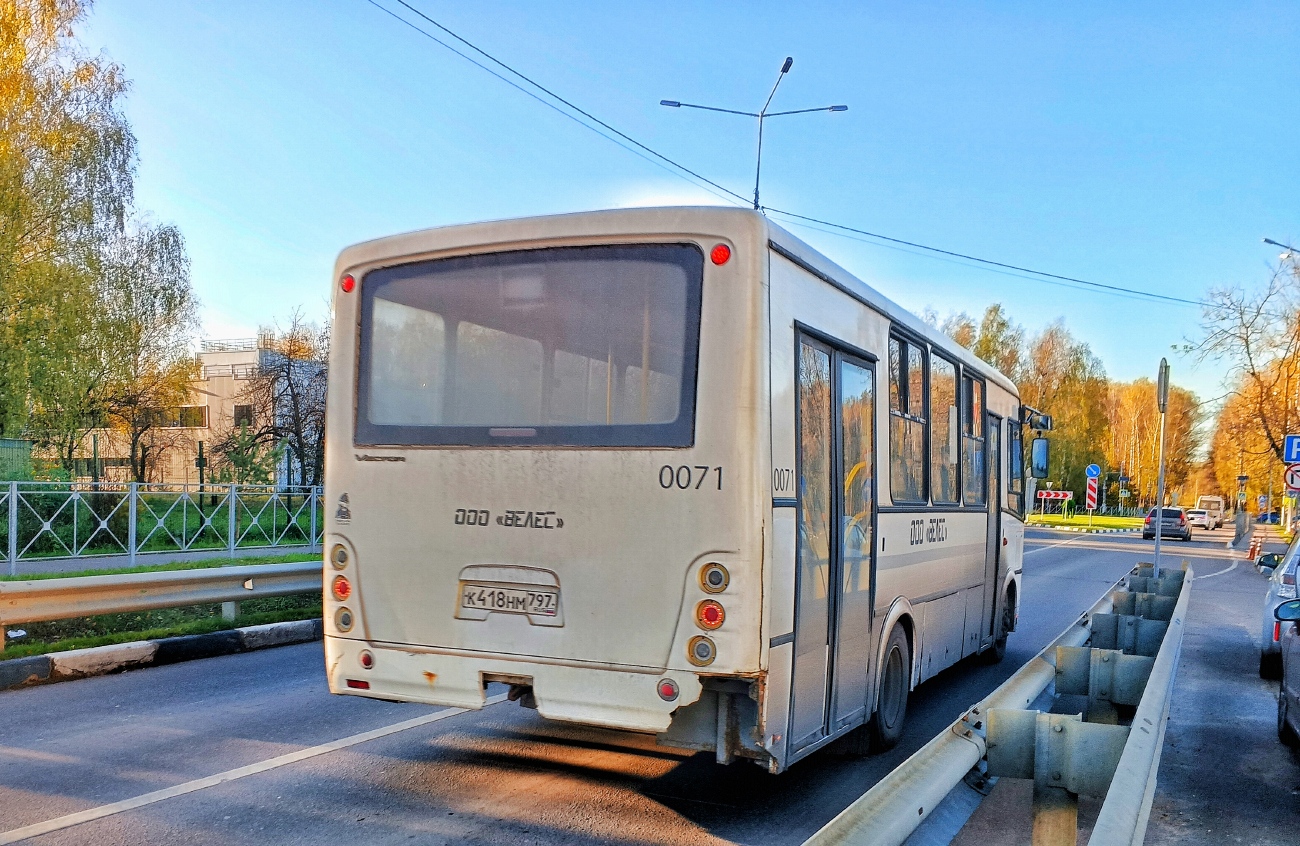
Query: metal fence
2,482,323,575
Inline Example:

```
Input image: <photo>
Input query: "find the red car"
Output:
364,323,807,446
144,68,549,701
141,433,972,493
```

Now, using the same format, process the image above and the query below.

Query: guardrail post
8,480,16,577
127,482,138,568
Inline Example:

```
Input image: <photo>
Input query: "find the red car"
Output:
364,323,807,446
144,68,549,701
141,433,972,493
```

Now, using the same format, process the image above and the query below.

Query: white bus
322,207,1028,773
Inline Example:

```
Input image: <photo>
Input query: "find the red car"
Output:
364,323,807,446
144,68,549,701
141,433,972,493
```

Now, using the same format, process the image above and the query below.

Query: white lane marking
1024,535,1082,556
0,694,508,844
1193,560,1240,580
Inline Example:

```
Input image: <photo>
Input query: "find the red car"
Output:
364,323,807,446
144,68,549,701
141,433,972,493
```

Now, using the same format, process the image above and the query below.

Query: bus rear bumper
325,635,704,733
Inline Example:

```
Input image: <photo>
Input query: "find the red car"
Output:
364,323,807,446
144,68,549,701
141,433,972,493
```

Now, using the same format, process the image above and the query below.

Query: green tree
0,0,135,437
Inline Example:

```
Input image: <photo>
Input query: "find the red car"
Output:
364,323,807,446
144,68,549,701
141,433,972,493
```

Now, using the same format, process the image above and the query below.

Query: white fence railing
2,482,323,575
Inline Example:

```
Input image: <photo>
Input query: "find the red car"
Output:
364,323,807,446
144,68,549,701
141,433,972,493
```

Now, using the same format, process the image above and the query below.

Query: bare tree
217,311,327,487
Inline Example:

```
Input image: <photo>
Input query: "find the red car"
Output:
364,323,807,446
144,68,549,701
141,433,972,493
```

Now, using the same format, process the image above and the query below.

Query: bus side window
1008,420,1025,515
888,337,927,503
961,376,985,505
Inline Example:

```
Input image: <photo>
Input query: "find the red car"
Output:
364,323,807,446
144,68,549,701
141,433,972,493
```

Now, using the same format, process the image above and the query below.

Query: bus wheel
982,600,1014,665
869,625,910,751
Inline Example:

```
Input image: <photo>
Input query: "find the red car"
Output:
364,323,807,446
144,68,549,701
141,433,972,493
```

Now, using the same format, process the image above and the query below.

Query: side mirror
1030,437,1050,479
1275,598,1300,622
1258,552,1282,573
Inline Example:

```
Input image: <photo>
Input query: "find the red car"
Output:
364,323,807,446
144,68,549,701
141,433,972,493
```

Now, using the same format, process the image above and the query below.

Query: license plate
460,583,559,617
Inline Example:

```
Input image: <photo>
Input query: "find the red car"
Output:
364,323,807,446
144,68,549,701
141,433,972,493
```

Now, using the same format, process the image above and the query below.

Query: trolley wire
364,0,1208,310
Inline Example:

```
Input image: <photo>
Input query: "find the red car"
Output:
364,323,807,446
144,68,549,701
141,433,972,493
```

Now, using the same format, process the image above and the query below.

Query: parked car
1142,507,1192,541
1260,539,1299,679
1274,598,1300,746
1185,509,1212,530
1258,511,1282,524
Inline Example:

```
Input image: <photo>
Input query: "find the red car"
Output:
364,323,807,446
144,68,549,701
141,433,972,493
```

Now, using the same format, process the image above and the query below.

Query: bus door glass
790,336,877,753
983,414,1003,639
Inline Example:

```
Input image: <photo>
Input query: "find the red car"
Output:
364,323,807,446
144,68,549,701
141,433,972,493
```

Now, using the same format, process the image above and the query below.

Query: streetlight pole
1153,358,1170,579
661,57,847,210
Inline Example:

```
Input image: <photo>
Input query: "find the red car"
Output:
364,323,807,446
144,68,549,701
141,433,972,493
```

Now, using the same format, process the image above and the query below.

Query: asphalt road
0,527,1261,845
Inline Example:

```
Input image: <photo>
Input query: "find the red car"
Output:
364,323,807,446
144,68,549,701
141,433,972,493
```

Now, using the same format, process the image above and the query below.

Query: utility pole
1153,358,1170,579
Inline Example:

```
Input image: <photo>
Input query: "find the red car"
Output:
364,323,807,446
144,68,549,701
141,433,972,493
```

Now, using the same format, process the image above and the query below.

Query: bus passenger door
790,338,877,754
983,415,1003,642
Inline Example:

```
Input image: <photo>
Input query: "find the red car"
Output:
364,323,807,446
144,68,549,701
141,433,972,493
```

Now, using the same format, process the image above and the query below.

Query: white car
1186,509,1212,530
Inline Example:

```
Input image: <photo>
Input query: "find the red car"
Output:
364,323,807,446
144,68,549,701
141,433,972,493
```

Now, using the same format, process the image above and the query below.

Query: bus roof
335,206,1019,398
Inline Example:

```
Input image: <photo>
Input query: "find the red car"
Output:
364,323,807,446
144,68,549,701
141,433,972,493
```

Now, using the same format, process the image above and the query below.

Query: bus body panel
324,209,771,733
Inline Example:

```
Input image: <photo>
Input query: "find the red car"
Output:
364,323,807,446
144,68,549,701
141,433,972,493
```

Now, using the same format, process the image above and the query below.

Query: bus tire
869,625,910,751
981,599,1014,665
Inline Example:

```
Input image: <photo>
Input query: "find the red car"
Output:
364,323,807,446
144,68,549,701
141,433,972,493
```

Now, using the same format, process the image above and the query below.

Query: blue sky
81,1,1298,402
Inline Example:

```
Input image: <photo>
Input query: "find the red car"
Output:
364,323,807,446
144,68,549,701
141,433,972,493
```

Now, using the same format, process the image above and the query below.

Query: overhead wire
365,0,1207,311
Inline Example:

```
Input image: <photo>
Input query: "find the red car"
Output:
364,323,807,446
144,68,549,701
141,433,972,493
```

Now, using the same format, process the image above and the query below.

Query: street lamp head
781,57,793,74
660,100,680,107
830,105,848,112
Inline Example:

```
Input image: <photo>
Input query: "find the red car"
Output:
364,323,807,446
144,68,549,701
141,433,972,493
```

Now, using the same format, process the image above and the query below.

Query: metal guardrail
2,482,323,575
805,563,1190,846
0,561,323,649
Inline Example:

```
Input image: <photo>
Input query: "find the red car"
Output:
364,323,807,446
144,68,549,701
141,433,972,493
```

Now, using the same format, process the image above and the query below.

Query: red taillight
359,650,374,669
710,244,731,265
1284,573,1296,587
1275,622,1283,643
346,679,370,690
332,575,351,602
696,600,725,630
340,274,355,293
1179,517,1186,525
657,679,679,701
1145,516,1152,523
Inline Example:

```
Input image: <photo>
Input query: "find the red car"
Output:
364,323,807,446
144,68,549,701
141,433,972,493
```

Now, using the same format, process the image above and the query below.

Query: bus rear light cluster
331,575,352,602
334,607,354,633
699,563,729,593
330,544,349,569
359,650,374,670
695,600,725,630
657,678,679,701
687,635,716,666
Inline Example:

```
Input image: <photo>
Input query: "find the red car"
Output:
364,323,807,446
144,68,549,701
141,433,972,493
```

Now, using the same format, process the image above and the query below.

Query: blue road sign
1085,464,1101,478
1286,434,1300,463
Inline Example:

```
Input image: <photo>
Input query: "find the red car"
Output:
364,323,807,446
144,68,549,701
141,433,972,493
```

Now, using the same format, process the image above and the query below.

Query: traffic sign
1085,464,1101,479
1287,463,1300,492
1286,435,1300,463
1119,489,1130,498
1085,477,1098,510
1036,490,1073,500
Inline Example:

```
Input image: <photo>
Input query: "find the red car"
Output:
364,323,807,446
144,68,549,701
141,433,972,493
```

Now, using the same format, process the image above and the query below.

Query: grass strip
0,552,319,581
1,594,322,659
1027,514,1144,530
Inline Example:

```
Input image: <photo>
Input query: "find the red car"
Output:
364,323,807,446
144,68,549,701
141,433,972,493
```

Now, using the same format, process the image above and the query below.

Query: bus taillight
340,274,355,293
710,244,731,265
332,575,352,602
696,600,725,630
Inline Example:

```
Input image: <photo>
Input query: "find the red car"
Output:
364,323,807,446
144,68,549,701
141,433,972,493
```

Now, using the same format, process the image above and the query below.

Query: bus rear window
356,244,704,446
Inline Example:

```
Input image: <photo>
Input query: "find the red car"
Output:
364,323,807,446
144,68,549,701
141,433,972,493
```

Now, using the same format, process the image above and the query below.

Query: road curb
0,618,323,691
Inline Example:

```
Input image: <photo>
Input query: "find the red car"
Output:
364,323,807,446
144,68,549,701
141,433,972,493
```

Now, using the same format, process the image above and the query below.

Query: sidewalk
1145,530,1299,844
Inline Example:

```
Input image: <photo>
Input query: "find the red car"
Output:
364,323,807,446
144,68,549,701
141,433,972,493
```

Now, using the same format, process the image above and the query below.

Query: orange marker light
710,244,731,265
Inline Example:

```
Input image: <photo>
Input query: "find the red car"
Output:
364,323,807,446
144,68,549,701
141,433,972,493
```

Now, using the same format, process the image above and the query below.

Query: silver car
1186,509,1212,530
1275,598,1300,746
1259,541,1299,679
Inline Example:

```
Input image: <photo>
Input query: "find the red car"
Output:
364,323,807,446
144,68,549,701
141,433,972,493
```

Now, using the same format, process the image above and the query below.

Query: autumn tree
0,0,135,437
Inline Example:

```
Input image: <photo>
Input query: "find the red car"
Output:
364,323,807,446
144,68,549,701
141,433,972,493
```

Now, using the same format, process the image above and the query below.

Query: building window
962,376,985,505
889,336,927,503
152,406,208,428
233,405,255,427
930,354,958,504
